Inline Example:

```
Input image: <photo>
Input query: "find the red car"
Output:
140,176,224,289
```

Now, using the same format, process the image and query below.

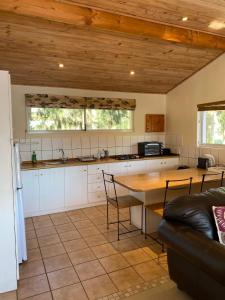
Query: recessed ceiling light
130,70,135,75
182,17,188,22
209,20,225,30
59,63,64,68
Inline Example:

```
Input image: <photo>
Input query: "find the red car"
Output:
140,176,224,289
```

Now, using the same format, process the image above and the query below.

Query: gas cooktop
113,154,141,160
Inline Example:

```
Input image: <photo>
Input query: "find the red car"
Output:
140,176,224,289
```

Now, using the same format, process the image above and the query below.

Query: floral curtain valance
197,100,225,111
25,94,136,111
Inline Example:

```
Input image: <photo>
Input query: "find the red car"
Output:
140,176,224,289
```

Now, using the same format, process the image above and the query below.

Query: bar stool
102,170,144,240
200,171,224,192
146,177,193,250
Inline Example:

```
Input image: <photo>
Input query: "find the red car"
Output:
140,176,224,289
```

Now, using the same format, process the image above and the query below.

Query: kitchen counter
21,154,179,171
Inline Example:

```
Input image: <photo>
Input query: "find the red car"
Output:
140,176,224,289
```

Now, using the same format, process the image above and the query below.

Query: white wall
166,53,225,166
12,85,166,138
0,71,17,292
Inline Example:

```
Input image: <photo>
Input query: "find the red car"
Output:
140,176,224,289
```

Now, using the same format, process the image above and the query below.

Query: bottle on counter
32,151,37,164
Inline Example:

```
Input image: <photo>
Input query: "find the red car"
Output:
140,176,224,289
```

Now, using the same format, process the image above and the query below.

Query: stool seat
147,203,164,216
109,195,143,209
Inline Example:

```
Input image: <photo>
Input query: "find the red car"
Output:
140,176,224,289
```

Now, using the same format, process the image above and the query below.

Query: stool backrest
200,171,224,192
163,177,193,208
102,170,118,204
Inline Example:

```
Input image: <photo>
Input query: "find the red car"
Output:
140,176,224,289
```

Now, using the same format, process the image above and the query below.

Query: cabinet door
163,158,179,170
127,160,147,175
146,114,164,132
39,168,65,212
21,170,39,217
146,159,164,172
65,166,88,208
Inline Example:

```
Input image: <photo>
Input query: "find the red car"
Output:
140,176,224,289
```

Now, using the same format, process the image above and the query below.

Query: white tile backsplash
81,136,90,149
19,134,166,162
42,138,52,151
99,135,107,148
52,138,63,150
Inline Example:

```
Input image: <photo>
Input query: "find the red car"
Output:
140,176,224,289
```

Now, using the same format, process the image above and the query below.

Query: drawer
88,173,103,184
88,182,105,193
88,164,109,175
88,192,106,203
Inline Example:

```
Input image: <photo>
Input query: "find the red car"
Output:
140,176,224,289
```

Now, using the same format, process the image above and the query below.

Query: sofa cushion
212,206,225,246
164,187,225,240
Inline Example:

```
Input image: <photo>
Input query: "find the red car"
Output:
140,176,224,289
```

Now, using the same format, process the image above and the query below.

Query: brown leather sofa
158,187,225,300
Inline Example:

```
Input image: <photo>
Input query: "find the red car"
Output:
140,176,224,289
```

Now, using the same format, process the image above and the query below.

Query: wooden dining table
114,167,221,232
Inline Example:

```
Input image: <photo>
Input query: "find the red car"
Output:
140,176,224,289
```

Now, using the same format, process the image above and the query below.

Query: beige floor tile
73,219,93,229
47,267,79,290
26,218,33,225
55,223,76,234
75,260,106,281
109,267,143,291
78,226,100,238
84,234,107,247
134,260,167,282
99,254,129,273
131,235,155,247
38,234,60,247
63,238,88,253
51,217,70,226
18,274,50,299
66,209,87,221
23,292,52,300
96,223,118,234
82,274,117,300
41,243,66,259
91,215,106,225
27,238,39,250
52,283,88,300
34,220,53,229
58,230,81,242
82,207,103,217
36,226,57,238
111,238,139,252
142,245,161,259
0,290,17,300
33,215,51,223
122,248,152,265
26,230,36,240
68,248,96,266
20,260,45,279
91,243,117,258
26,223,35,231
43,254,72,273
27,248,42,262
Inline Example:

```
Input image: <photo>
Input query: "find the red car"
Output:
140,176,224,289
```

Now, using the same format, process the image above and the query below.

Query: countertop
21,154,179,171
114,167,217,192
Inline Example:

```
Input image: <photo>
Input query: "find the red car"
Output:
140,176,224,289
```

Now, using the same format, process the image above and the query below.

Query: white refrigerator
13,142,27,269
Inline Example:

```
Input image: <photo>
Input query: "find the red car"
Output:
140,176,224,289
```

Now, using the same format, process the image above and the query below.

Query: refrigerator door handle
17,186,23,190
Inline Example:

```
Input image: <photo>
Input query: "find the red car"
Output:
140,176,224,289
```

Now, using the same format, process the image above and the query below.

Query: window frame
197,110,225,147
26,107,134,134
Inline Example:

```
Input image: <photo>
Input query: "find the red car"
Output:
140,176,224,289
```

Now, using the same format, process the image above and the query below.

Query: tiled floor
1,204,169,300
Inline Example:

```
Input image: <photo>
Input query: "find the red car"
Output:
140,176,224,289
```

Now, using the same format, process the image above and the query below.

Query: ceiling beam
0,0,225,50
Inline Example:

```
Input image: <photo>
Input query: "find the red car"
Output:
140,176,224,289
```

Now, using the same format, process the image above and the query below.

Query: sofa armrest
158,220,225,286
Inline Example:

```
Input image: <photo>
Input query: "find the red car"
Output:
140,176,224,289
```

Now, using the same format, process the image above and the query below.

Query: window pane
28,107,85,131
86,109,133,130
201,110,225,144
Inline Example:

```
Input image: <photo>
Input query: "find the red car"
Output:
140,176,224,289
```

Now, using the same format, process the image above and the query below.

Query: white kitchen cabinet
65,166,88,208
146,157,179,172
39,168,65,212
22,170,40,216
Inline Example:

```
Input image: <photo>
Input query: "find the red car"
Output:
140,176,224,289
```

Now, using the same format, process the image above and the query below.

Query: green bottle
32,151,37,164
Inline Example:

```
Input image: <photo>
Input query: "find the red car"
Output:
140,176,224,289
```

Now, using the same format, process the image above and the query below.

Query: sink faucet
58,149,67,163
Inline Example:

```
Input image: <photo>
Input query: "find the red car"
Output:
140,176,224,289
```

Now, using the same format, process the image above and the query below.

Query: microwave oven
138,142,162,157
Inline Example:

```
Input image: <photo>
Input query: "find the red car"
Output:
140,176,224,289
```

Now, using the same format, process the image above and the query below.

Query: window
25,94,135,133
86,109,133,130
27,107,85,132
198,110,225,145
27,107,133,132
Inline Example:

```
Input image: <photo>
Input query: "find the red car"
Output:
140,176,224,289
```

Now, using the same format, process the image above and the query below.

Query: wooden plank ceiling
0,0,224,93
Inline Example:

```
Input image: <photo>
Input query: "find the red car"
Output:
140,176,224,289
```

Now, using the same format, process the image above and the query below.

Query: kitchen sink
43,160,69,166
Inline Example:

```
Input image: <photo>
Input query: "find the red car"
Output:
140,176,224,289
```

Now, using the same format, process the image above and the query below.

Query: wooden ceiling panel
0,11,222,93
64,0,225,36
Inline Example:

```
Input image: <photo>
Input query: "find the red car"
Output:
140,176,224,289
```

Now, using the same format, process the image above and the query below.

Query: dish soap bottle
32,151,37,164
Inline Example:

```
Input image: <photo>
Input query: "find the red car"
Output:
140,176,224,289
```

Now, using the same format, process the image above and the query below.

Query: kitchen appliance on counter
197,154,216,169
161,148,171,156
138,142,162,157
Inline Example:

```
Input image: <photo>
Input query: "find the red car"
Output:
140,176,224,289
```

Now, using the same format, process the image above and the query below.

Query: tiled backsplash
166,134,225,167
18,133,165,162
